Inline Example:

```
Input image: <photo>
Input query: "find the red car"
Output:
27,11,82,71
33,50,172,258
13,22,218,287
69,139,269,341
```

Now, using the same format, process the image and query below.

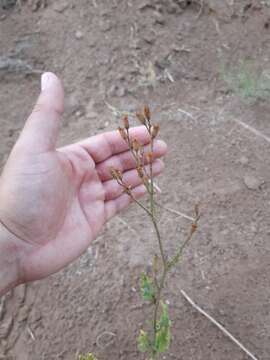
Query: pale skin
0,73,167,296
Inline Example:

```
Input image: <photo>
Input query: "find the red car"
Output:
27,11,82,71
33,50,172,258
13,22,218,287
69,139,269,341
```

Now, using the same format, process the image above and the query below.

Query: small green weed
78,353,97,360
78,107,199,360
110,107,200,359
221,60,270,101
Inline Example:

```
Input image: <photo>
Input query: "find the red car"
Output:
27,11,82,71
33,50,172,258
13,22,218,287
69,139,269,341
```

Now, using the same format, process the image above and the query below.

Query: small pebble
239,156,249,165
243,175,263,190
75,110,83,117
75,30,83,40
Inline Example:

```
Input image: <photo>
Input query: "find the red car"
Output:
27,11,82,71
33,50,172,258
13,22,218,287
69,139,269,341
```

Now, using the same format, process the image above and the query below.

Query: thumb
17,72,64,153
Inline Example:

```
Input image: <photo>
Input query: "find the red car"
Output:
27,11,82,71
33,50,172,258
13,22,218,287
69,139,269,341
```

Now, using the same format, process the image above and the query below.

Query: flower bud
136,111,146,125
191,223,197,235
136,166,144,178
144,105,151,121
118,127,128,141
146,152,153,163
132,138,141,152
151,124,160,139
110,167,123,181
122,115,129,130
110,167,118,180
115,169,123,181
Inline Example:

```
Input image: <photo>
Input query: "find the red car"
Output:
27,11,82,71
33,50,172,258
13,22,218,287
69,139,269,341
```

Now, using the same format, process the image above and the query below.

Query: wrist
0,222,22,296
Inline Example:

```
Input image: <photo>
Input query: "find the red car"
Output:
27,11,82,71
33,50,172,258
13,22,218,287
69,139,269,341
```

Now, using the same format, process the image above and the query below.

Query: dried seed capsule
132,138,141,152
136,156,142,167
191,223,197,235
110,167,118,180
110,167,123,181
144,105,151,121
136,166,144,178
136,111,146,125
151,124,160,139
118,127,128,141
122,115,129,130
146,152,153,163
115,169,123,181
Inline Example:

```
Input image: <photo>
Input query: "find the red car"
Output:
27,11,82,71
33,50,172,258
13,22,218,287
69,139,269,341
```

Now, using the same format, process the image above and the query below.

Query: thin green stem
168,218,199,269
152,217,166,269
129,195,152,217
153,266,167,348
150,216,168,355
150,147,154,215
129,187,168,353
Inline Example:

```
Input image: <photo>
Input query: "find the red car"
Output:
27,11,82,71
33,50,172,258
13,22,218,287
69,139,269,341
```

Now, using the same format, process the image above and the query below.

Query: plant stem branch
129,195,152,217
168,224,198,269
151,216,168,354
149,137,154,215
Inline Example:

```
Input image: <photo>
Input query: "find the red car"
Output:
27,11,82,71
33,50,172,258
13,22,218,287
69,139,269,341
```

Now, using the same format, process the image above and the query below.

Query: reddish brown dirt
1,1,270,359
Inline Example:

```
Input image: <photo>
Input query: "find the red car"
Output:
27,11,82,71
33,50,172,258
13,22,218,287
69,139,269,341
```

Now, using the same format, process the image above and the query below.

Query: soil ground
0,1,270,359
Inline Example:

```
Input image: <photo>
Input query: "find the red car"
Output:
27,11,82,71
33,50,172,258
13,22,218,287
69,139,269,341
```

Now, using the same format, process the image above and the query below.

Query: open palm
0,73,166,283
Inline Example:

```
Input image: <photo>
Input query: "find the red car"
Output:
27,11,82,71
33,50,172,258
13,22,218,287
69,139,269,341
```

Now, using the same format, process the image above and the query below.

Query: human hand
0,73,167,291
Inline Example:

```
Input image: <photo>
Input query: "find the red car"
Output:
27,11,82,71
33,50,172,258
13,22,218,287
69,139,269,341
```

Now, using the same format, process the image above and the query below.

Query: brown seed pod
136,166,144,179
115,169,123,181
122,115,129,130
136,111,146,125
146,152,154,163
110,167,123,181
144,105,151,121
191,223,197,235
151,124,160,139
118,127,128,141
132,138,141,152
110,167,118,180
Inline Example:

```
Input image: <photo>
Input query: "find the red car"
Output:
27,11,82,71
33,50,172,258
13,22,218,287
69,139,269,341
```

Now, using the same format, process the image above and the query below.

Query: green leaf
138,329,151,353
154,302,171,353
140,273,155,302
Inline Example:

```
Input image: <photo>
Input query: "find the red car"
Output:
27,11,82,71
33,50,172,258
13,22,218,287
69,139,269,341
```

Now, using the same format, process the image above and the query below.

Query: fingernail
41,72,51,91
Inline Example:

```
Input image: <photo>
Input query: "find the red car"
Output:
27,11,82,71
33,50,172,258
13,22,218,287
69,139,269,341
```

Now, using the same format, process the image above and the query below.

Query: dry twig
233,119,270,145
181,289,259,360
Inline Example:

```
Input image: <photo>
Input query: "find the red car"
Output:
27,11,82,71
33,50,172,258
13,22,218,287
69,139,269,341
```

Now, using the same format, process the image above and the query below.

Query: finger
15,72,64,153
76,126,152,163
105,184,146,220
96,139,167,181
103,159,164,201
